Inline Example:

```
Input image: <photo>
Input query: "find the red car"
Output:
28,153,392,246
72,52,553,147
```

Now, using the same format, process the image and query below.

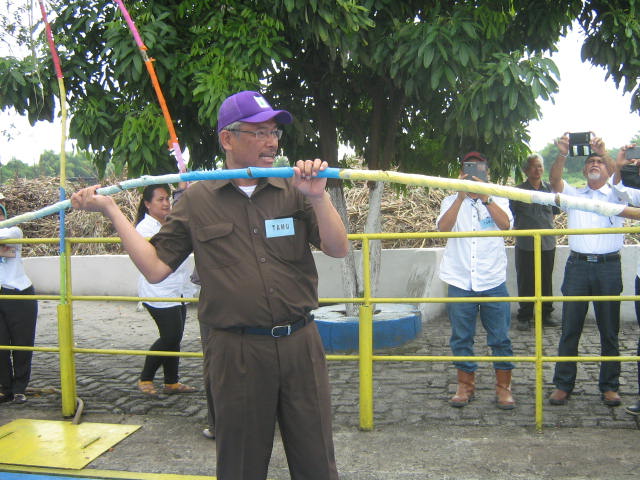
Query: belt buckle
271,325,291,338
585,254,598,263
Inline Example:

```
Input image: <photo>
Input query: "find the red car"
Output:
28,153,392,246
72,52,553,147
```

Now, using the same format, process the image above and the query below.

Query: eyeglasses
226,128,283,141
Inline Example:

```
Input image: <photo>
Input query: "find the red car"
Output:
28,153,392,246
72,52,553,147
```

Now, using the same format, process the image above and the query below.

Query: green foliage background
0,0,639,185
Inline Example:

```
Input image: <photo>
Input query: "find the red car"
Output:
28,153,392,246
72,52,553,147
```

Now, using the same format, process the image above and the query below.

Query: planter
313,303,422,353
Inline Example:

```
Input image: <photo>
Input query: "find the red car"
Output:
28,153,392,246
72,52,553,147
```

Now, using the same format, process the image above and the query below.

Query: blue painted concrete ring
313,303,422,353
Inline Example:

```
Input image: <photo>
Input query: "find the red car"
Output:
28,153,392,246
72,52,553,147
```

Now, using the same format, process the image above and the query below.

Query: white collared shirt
609,177,640,277
437,194,513,291
0,226,32,291
136,213,193,308
561,179,640,254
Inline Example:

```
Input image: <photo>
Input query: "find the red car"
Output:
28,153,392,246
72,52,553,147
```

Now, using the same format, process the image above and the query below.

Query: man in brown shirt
71,90,349,480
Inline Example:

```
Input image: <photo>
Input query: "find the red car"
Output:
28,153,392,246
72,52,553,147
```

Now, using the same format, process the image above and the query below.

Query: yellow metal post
57,301,77,416
359,304,374,431
359,238,374,430
533,234,544,432
58,242,77,417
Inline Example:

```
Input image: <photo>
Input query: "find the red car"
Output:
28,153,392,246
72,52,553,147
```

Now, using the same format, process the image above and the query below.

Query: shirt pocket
265,216,307,262
195,223,241,269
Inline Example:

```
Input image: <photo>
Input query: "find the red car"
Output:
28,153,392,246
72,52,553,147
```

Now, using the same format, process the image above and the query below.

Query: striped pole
0,167,630,229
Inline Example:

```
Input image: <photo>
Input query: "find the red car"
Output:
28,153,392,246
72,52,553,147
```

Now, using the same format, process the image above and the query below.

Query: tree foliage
0,149,98,182
0,0,638,184
579,0,640,112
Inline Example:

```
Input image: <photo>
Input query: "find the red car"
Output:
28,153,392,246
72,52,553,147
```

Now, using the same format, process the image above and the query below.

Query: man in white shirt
548,133,640,407
612,143,640,416
437,151,516,410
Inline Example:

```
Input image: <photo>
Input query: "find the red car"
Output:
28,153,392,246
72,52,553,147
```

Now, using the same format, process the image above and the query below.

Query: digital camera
568,132,591,157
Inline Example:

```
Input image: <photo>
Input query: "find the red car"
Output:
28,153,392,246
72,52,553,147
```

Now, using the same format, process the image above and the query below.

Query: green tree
36,150,99,179
1,158,31,181
0,1,581,178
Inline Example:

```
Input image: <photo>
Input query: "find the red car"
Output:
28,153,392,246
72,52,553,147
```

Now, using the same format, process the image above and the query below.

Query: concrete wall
23,244,640,322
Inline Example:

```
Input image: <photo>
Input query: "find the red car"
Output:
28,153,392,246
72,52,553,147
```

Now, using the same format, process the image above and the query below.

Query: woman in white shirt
135,185,195,395
0,200,38,404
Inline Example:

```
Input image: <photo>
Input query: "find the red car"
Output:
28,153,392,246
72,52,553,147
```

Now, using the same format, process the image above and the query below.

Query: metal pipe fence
2,226,640,431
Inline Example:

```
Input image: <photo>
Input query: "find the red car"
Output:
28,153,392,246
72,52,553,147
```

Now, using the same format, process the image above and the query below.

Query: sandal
163,382,197,394
137,380,158,395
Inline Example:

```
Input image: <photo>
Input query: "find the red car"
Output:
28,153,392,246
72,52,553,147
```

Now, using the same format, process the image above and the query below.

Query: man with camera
509,153,560,331
548,132,640,407
614,143,640,416
437,151,516,410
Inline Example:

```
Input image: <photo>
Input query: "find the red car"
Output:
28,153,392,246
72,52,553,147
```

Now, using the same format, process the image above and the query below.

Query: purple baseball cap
217,91,293,132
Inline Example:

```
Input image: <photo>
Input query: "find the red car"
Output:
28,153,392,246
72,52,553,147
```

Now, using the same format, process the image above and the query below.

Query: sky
527,29,640,151
1,27,640,166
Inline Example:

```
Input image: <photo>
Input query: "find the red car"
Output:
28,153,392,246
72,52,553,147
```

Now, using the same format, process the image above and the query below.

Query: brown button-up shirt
151,177,321,329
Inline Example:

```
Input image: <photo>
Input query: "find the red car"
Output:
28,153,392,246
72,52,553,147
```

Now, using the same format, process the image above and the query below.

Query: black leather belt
569,251,620,263
222,314,313,338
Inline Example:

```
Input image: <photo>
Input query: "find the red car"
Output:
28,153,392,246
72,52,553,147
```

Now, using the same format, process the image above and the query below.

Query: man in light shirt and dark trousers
548,132,640,407
437,151,516,410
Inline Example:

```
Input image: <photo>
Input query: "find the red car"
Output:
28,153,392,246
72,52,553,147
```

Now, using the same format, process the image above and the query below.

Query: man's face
525,158,544,182
582,155,609,183
221,119,279,169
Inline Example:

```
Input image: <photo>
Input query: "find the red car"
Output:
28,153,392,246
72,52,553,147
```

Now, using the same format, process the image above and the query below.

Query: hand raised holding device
463,161,488,182
568,132,592,157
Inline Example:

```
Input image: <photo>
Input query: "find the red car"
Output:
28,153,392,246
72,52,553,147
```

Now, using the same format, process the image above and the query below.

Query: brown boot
449,370,475,408
495,369,516,410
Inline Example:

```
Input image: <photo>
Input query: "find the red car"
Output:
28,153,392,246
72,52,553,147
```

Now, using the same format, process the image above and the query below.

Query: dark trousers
634,276,640,395
207,322,338,480
553,256,622,393
140,303,186,384
0,285,38,395
515,246,555,320
199,321,215,430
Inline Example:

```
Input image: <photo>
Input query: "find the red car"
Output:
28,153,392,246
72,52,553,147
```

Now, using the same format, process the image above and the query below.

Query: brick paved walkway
11,300,640,430
2,300,640,479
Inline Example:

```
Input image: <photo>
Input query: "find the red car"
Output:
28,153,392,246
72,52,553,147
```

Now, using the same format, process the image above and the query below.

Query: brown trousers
205,322,339,480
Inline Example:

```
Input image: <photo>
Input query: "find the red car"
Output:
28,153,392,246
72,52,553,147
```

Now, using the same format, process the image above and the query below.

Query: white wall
23,245,640,322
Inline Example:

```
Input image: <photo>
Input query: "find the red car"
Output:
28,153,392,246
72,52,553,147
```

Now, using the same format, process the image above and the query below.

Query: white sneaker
202,427,215,439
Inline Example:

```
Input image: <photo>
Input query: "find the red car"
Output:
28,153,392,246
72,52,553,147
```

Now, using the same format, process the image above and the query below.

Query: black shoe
12,393,27,404
601,391,621,407
516,319,531,331
625,400,640,416
0,392,13,403
542,316,559,327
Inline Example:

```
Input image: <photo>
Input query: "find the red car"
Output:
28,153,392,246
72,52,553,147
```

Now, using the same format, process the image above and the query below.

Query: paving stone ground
1,300,639,479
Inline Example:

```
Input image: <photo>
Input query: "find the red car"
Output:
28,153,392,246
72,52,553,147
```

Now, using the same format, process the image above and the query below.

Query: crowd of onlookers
438,134,640,417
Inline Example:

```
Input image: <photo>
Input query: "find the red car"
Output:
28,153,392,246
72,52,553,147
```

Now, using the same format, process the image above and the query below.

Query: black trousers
514,246,556,320
199,321,215,430
140,303,187,384
0,285,38,395
553,256,622,393
634,276,640,395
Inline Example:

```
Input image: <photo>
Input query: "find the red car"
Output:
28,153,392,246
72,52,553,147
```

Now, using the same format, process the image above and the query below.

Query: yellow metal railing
2,227,640,431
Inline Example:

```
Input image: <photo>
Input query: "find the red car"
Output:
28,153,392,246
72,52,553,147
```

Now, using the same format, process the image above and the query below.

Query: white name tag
265,218,295,238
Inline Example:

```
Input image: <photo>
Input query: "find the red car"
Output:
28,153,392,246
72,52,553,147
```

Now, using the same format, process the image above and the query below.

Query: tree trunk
365,181,384,307
313,86,359,316
329,185,360,316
